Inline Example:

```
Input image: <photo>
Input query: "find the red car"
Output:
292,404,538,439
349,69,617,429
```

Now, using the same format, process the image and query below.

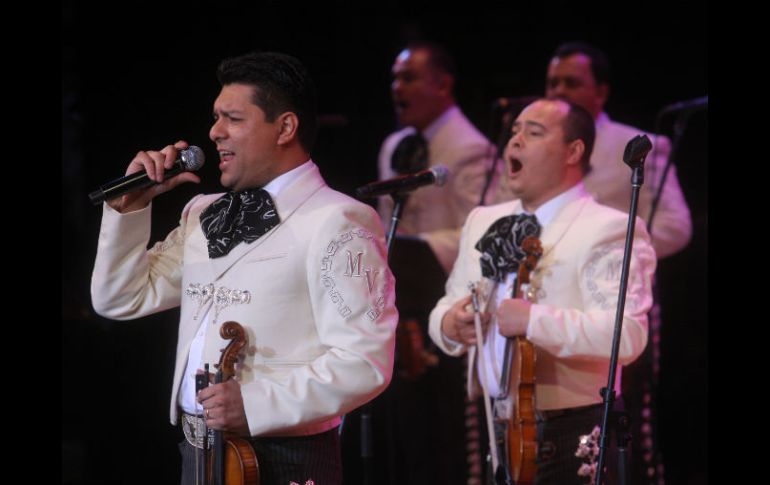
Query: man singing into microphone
361,41,499,485
430,97,656,484
91,51,398,485
378,41,497,273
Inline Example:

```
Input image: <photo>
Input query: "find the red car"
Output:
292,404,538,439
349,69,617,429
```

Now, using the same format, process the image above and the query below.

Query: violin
496,236,542,485
395,318,440,380
200,321,260,485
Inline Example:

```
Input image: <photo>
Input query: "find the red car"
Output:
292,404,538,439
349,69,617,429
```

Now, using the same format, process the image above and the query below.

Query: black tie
200,188,280,259
474,213,541,282
390,132,428,174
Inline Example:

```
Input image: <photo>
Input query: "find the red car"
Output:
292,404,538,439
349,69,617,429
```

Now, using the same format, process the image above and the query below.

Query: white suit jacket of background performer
92,161,398,437
588,113,691,258
378,106,495,273
428,184,656,410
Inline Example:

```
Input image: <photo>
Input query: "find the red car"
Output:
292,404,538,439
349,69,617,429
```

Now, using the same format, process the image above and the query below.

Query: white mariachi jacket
428,188,656,411
92,161,398,437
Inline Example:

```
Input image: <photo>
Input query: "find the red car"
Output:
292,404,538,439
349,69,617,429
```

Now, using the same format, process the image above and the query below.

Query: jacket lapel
538,196,590,259
207,162,327,280
465,193,591,399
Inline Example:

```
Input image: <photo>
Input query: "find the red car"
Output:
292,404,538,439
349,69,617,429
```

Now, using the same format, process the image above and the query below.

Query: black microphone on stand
88,145,205,205
593,134,653,485
658,95,708,115
491,95,540,111
355,165,449,199
355,163,448,485
480,95,539,205
649,95,707,229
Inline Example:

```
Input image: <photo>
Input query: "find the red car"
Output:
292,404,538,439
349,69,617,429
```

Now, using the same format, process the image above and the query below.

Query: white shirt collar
524,182,588,227
262,159,314,197
596,111,610,129
422,105,459,141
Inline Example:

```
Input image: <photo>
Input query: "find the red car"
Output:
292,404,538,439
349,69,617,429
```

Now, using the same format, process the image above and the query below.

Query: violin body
203,434,260,485
205,321,260,485
212,437,259,485
505,336,537,484
496,236,542,485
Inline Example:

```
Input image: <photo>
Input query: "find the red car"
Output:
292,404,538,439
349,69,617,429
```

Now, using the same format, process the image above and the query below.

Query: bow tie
390,132,428,174
474,213,541,282
199,188,280,259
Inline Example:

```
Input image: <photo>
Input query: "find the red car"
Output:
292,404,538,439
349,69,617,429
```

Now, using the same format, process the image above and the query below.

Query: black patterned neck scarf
474,213,541,282
199,188,280,259
390,132,428,174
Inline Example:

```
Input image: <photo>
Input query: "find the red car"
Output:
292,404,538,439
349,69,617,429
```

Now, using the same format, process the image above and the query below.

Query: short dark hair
552,41,611,87
405,41,457,81
216,51,318,152
550,96,595,174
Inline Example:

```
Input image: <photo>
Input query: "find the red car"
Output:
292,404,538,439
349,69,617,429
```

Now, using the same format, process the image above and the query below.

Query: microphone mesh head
431,164,450,186
622,135,653,166
180,145,205,171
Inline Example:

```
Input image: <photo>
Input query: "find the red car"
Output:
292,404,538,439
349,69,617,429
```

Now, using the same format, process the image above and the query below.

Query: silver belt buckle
181,413,207,449
493,395,512,421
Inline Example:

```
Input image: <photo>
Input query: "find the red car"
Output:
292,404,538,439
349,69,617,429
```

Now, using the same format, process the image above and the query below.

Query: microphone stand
479,96,538,205
632,106,696,485
385,193,406,253
594,135,653,485
479,106,514,206
360,192,407,485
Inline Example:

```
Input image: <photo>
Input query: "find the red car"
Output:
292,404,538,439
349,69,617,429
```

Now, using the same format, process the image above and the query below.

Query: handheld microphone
659,95,708,115
88,145,205,205
355,165,449,199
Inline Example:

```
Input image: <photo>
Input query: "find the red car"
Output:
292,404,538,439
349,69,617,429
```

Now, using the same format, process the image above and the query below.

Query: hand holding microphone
89,141,204,212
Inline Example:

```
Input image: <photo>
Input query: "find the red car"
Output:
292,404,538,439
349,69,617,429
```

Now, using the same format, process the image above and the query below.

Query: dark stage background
62,1,707,483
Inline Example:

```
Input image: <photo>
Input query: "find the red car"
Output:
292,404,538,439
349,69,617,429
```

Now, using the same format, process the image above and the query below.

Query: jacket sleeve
90,197,202,320
239,203,398,436
641,134,693,258
526,216,657,365
427,206,485,357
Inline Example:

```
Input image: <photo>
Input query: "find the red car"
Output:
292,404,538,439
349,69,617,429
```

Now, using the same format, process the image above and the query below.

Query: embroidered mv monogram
364,269,380,294
344,251,364,277
320,229,389,321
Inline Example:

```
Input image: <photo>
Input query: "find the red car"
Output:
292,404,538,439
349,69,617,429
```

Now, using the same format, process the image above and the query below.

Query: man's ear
566,139,586,168
596,83,609,108
277,112,299,146
435,71,454,98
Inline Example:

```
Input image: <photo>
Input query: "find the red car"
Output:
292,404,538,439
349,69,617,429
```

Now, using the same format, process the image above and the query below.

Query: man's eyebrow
512,120,547,131
212,108,244,117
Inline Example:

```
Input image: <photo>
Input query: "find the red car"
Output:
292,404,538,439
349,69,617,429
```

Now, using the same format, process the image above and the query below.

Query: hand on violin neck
197,378,250,435
441,294,490,346
496,298,531,338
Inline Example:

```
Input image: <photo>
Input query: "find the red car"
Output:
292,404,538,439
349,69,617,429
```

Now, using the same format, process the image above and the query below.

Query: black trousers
179,426,342,485
484,402,622,485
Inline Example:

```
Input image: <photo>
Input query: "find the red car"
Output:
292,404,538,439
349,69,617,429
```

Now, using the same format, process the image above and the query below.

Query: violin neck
499,338,514,397
498,278,522,395
212,430,224,485
210,368,225,485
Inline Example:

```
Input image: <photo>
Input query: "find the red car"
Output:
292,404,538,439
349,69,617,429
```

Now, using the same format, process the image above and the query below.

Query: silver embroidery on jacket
185,283,251,325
